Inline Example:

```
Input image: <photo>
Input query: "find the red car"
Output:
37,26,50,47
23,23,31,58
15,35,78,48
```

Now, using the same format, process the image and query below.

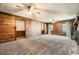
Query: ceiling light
27,11,32,15
52,19,56,23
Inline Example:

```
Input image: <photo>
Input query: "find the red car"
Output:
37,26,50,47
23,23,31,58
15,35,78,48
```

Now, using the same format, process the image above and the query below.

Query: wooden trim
0,11,14,16
15,17,16,40
25,19,27,38
16,31,25,37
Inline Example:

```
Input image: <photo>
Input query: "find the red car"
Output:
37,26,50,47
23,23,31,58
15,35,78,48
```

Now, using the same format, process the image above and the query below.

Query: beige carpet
0,35,78,55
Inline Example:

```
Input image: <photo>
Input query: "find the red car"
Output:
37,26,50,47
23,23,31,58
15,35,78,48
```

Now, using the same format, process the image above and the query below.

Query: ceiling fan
16,3,41,19
16,3,56,19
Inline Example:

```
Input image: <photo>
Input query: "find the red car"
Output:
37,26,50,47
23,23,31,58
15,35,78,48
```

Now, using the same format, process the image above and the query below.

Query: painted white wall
48,24,53,34
65,21,71,38
77,24,79,31
16,20,25,31
31,20,43,36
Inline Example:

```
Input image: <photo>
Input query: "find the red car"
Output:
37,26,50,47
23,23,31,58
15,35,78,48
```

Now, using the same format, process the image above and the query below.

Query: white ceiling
0,3,79,23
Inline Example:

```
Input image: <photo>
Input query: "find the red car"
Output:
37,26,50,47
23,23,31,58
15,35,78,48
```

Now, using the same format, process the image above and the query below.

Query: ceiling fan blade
34,8,58,14
17,3,38,19
30,11,41,19
16,4,28,10
31,11,37,19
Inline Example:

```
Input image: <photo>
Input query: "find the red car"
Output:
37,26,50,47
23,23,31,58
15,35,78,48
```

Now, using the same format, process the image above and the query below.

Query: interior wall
0,12,16,43
25,18,43,37
53,20,75,37
25,19,32,37
66,21,71,37
53,21,66,36
31,20,43,36
53,22,62,33
0,12,44,42
48,24,53,34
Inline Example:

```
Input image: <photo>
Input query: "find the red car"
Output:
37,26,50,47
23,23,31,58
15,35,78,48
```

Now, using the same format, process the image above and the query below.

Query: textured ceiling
0,3,79,23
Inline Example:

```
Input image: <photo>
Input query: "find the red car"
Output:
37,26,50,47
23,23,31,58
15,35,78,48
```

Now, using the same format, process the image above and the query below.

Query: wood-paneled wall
0,12,46,43
0,12,16,43
53,22,65,35
53,22,62,33
44,23,48,34
16,31,25,37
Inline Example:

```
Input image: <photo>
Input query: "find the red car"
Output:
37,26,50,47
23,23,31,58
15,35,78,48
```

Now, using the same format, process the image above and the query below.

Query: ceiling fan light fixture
28,6,31,9
27,11,32,15
52,19,56,23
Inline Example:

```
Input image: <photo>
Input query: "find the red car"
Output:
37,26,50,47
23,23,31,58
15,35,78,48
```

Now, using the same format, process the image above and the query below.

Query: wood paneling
16,31,25,37
70,19,74,35
0,12,16,43
41,23,48,34
44,23,48,34
0,12,45,42
53,22,62,33
53,22,65,36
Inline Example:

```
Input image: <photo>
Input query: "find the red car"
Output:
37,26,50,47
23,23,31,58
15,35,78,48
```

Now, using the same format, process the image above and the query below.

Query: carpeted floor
0,35,78,55
77,46,79,54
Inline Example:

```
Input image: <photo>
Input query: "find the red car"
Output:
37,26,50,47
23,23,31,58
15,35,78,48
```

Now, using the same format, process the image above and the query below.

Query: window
62,23,66,32
16,20,25,31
